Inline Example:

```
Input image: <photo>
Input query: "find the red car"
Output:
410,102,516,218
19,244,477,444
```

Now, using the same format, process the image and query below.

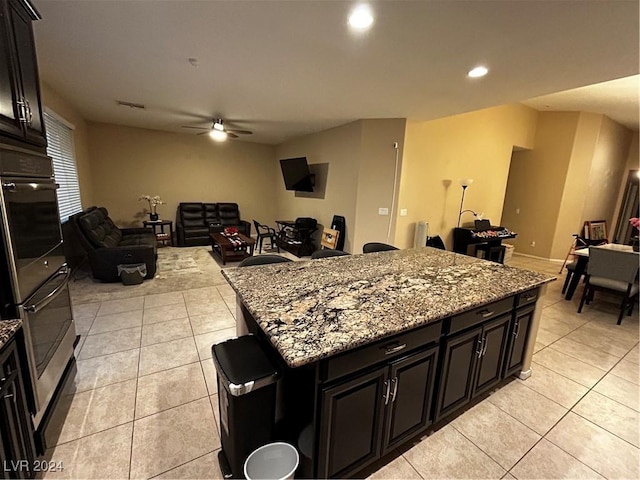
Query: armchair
69,207,157,282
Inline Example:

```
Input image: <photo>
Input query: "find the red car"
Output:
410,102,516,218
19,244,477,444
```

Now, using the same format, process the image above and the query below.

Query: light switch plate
378,207,389,215
400,209,407,216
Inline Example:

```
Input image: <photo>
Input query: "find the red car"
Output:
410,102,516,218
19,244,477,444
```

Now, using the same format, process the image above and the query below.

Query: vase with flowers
629,217,640,252
139,195,165,221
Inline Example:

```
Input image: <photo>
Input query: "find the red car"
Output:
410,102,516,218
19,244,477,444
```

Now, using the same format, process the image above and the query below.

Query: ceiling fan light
209,129,227,141
213,121,224,131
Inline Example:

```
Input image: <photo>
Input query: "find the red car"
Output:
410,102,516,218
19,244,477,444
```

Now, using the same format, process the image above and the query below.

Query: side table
143,220,173,246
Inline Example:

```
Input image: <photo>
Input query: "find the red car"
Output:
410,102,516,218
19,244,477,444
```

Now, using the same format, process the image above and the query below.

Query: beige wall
580,115,632,235
549,112,601,259
396,104,538,250
503,112,634,260
41,82,94,207
275,121,362,253
611,132,640,237
86,122,277,227
353,119,407,251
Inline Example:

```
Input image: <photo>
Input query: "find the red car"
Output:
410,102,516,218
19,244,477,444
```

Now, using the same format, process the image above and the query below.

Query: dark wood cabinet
0,335,36,479
472,315,510,396
435,313,510,421
318,346,439,479
435,327,482,421
382,347,438,454
0,0,45,150
318,367,387,479
503,306,534,377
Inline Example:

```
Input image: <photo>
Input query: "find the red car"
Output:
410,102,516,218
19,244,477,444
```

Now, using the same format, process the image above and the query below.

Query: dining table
564,243,639,300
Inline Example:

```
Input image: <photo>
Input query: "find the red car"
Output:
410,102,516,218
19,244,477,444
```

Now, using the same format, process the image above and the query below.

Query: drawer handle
477,309,494,318
523,294,537,301
383,343,407,355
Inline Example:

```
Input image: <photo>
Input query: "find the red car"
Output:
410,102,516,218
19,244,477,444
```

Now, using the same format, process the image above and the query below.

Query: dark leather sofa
176,202,251,246
67,207,157,282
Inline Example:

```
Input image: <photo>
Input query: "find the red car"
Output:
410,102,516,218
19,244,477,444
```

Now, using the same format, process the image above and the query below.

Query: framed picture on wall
586,220,608,241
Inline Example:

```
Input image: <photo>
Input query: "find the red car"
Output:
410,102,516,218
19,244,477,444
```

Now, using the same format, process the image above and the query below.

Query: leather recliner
68,207,157,282
176,202,251,246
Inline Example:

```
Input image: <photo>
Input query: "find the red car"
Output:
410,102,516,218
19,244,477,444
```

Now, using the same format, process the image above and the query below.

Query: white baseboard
512,252,565,263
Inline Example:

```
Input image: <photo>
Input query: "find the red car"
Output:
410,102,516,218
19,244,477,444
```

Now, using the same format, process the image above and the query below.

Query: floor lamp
457,179,473,228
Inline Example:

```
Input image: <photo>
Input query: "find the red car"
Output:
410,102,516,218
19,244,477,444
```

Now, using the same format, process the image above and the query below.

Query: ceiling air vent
116,100,145,109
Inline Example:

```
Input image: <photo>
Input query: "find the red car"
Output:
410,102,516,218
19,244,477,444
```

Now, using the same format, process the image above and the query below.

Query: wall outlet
378,207,389,215
530,241,536,247
400,208,408,216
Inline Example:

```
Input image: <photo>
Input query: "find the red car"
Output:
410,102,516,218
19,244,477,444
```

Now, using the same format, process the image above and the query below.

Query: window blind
44,111,82,222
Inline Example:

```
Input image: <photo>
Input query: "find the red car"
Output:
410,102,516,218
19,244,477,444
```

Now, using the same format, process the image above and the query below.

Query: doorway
614,170,639,244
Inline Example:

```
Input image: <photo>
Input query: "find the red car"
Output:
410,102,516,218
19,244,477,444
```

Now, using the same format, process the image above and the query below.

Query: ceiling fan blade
227,132,239,139
197,131,210,136
181,125,210,130
226,129,253,135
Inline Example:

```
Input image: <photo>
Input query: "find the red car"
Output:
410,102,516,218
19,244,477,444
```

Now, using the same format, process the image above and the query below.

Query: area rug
69,246,230,304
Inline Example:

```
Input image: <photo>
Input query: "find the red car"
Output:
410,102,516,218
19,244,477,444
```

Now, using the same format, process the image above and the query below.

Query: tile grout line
128,297,145,480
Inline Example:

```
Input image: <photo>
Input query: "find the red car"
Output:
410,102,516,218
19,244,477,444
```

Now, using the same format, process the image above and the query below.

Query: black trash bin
212,335,280,478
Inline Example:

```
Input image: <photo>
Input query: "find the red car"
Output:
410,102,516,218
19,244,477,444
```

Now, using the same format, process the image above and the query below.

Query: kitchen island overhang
221,248,555,478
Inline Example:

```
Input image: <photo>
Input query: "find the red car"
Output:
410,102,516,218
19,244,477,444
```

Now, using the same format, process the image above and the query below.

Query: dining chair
253,220,280,254
238,254,292,267
561,236,607,294
363,242,399,254
310,249,349,259
577,247,639,324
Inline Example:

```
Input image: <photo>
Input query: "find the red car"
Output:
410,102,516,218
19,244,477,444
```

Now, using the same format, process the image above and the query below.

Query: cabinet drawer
446,297,513,336
516,288,539,307
323,321,442,382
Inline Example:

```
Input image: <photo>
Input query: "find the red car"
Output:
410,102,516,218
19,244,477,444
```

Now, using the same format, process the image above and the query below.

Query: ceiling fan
181,118,253,141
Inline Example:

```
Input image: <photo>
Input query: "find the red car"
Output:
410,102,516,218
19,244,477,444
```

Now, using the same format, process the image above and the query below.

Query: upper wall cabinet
0,0,46,151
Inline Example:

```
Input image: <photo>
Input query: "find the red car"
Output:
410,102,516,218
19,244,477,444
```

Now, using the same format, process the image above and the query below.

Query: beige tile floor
42,249,638,479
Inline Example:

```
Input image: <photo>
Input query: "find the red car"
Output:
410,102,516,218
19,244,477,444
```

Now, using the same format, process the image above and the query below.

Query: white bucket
244,442,299,480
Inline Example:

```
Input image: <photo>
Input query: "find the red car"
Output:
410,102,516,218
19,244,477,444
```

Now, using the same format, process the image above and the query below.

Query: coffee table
210,232,256,265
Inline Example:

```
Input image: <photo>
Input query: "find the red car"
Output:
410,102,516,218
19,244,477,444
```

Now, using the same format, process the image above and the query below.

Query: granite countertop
222,248,555,368
0,319,22,350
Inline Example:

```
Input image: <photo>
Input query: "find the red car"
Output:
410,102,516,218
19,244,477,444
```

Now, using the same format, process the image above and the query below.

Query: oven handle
3,182,60,191
21,267,70,314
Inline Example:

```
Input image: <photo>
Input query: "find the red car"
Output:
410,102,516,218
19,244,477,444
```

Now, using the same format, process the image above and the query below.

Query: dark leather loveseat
176,202,251,246
67,207,157,282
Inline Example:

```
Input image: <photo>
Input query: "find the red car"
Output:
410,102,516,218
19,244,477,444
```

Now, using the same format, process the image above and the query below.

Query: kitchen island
222,248,554,478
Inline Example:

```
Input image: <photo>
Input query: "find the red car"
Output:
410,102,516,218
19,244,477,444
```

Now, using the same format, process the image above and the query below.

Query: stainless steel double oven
0,146,75,429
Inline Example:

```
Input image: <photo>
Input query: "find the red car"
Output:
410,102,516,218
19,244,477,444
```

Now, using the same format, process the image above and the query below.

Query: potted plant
139,195,165,221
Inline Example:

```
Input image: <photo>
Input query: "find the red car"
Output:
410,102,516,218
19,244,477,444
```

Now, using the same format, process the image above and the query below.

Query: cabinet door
473,314,510,397
504,307,534,377
7,0,45,146
318,367,387,479
0,1,23,139
0,343,35,479
382,346,438,454
434,327,482,422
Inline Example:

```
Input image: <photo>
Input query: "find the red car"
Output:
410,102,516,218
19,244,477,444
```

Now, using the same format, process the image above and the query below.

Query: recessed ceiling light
348,5,374,29
467,66,489,78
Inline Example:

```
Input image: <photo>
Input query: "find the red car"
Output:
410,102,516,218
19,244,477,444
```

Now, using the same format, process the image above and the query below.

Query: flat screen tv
280,157,314,192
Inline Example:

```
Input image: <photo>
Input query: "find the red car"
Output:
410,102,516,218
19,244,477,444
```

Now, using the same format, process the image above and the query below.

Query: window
43,110,82,222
